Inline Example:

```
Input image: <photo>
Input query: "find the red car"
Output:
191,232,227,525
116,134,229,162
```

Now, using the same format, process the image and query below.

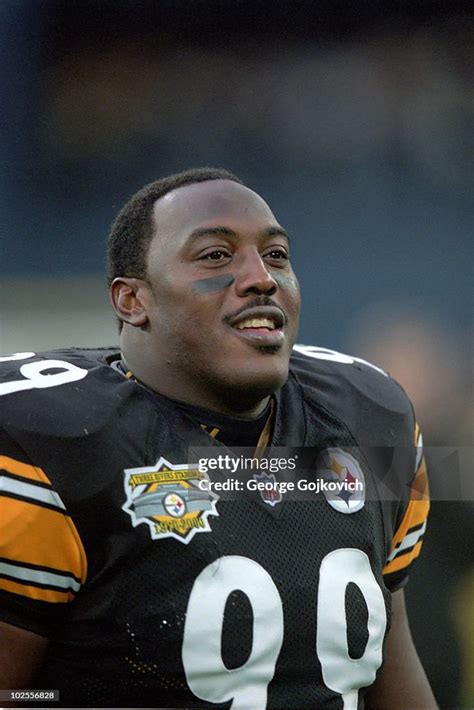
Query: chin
225,358,290,398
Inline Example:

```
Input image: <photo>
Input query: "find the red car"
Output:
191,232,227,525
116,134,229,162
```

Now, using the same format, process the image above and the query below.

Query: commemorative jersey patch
122,457,219,543
317,449,365,514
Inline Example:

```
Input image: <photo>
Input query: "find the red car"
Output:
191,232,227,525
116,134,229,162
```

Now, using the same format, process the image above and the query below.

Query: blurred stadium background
1,1,472,707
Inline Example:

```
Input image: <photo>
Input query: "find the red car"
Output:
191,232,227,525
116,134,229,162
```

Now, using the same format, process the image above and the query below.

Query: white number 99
183,550,386,709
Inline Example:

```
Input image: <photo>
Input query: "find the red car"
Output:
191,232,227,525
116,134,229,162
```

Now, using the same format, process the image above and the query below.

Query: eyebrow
188,225,290,242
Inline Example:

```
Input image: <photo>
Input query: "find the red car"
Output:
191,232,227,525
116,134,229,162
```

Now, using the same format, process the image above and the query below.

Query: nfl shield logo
253,471,283,507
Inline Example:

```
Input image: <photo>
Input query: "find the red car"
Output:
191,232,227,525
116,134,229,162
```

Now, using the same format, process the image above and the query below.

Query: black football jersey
0,345,429,708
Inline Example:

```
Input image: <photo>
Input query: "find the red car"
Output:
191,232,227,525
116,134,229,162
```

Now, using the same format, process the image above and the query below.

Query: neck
120,353,271,419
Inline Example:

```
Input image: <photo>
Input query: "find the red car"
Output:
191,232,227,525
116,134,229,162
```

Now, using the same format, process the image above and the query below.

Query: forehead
151,179,279,245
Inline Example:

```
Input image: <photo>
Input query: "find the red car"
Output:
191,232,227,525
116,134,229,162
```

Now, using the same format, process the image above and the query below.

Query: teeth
236,317,275,330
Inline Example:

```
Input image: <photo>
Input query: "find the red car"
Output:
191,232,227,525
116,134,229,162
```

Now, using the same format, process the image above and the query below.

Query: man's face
143,179,300,404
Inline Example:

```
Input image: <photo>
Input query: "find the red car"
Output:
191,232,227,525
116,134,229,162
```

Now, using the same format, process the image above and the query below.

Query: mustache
223,296,286,325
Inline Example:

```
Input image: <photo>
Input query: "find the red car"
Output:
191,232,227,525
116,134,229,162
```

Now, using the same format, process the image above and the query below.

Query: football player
0,168,437,708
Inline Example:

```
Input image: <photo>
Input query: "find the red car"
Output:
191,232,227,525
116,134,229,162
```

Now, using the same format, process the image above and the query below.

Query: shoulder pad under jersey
0,347,134,438
289,344,415,448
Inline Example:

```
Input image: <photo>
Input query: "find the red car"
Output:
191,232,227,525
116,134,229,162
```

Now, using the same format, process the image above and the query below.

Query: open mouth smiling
227,306,286,346
236,316,276,330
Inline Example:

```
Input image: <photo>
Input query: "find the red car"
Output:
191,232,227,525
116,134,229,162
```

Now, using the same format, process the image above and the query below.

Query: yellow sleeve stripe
383,541,423,575
0,576,73,603
383,456,430,577
0,458,88,602
1,496,86,578
0,455,51,486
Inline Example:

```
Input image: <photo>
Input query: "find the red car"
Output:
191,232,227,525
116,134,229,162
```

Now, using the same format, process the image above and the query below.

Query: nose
234,248,277,297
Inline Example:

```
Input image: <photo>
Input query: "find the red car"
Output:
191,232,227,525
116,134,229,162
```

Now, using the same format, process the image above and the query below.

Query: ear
109,277,151,328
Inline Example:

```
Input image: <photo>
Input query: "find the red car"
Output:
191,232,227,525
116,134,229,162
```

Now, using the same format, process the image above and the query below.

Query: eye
264,248,289,261
200,249,232,261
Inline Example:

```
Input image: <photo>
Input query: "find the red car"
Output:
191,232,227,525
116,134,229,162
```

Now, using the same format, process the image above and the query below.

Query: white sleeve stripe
387,520,427,562
0,560,81,592
0,475,66,510
415,431,423,471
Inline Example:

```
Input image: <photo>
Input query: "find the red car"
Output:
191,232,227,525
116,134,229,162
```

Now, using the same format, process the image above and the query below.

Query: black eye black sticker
273,273,299,292
192,274,235,294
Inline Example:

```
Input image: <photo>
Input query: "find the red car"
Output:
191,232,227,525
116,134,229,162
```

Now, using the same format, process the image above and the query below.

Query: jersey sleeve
0,433,88,635
382,423,430,592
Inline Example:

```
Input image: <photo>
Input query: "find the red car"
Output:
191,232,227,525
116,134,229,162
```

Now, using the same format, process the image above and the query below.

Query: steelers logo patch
317,449,365,514
122,457,219,544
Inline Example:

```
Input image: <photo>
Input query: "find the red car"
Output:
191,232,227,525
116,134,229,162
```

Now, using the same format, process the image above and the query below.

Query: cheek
275,274,301,318
168,299,221,343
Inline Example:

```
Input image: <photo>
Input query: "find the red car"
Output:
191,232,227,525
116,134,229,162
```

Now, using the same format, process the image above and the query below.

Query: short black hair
106,167,243,287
